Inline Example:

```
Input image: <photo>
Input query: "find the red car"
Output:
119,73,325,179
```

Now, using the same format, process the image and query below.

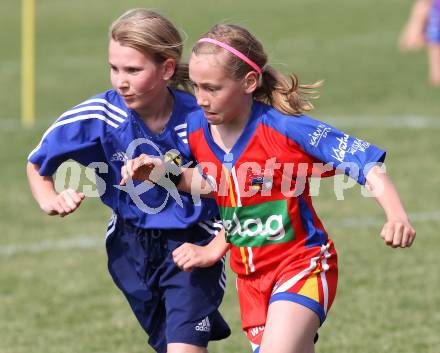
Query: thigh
259,300,319,353
239,243,337,352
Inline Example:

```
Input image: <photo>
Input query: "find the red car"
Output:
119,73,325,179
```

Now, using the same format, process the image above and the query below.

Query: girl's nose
195,91,209,108
117,73,129,89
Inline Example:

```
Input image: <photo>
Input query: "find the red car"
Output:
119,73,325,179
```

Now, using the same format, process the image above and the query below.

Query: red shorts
237,242,338,347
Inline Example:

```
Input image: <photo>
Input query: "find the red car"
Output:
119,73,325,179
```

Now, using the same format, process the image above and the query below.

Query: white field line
324,116,440,129
0,236,103,257
1,115,440,132
1,211,439,257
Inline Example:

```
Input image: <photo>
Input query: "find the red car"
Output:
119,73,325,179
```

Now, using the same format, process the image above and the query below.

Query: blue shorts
427,0,440,43
105,214,230,353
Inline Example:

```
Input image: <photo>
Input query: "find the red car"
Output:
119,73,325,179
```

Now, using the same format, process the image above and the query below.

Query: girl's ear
243,71,259,93
162,58,176,81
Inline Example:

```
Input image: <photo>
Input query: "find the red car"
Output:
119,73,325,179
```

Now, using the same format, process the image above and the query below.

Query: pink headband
197,37,263,75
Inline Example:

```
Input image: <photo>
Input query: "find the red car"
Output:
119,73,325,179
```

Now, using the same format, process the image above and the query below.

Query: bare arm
120,154,215,196
26,161,85,217
399,0,432,50
172,228,230,272
178,167,214,196
365,165,416,248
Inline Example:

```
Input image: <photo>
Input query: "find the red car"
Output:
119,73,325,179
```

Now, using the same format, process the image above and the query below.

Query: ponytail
169,63,192,92
254,66,322,115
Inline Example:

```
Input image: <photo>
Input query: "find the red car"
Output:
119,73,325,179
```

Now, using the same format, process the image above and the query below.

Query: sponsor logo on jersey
115,138,190,214
331,134,350,163
110,151,128,162
164,149,182,167
348,139,370,155
195,317,211,332
309,124,331,147
247,169,273,191
220,199,294,247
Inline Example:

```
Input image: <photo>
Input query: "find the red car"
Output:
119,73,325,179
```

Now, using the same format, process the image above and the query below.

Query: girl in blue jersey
26,9,230,353
400,0,440,86
122,24,417,353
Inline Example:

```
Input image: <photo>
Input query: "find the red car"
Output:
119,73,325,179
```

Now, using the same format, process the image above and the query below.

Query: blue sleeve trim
357,149,386,185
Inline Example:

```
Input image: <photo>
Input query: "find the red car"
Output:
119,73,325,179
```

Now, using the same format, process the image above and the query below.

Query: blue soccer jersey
28,88,218,229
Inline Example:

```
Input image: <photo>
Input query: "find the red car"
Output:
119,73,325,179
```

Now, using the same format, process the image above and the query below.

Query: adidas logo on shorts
195,317,211,332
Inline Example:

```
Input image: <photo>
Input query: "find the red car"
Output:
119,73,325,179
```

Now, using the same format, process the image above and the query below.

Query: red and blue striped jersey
187,101,386,275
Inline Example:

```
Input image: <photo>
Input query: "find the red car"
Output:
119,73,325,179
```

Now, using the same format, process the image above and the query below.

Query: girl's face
189,52,255,126
109,39,174,112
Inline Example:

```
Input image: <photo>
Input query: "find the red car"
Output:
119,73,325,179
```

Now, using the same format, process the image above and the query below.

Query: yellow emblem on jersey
164,149,182,167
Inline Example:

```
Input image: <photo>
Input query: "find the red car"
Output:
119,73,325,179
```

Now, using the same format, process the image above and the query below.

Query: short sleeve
286,115,386,185
28,112,109,176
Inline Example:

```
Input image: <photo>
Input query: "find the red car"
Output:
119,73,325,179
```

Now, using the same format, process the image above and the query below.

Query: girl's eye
127,67,141,74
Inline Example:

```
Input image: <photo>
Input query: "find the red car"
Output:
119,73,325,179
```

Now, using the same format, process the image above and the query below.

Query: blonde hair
110,8,190,90
192,24,321,115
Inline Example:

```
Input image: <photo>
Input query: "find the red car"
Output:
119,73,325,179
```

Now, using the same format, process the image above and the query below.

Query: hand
399,23,426,51
120,154,165,185
172,242,217,272
41,189,85,217
380,218,416,248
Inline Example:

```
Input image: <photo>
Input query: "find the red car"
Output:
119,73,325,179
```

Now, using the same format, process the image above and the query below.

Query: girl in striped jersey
122,24,416,353
26,9,230,353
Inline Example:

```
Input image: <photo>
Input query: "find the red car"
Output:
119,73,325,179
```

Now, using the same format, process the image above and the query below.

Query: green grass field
1,0,439,352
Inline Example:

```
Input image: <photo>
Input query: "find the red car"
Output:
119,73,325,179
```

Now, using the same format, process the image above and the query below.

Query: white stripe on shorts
272,243,329,295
